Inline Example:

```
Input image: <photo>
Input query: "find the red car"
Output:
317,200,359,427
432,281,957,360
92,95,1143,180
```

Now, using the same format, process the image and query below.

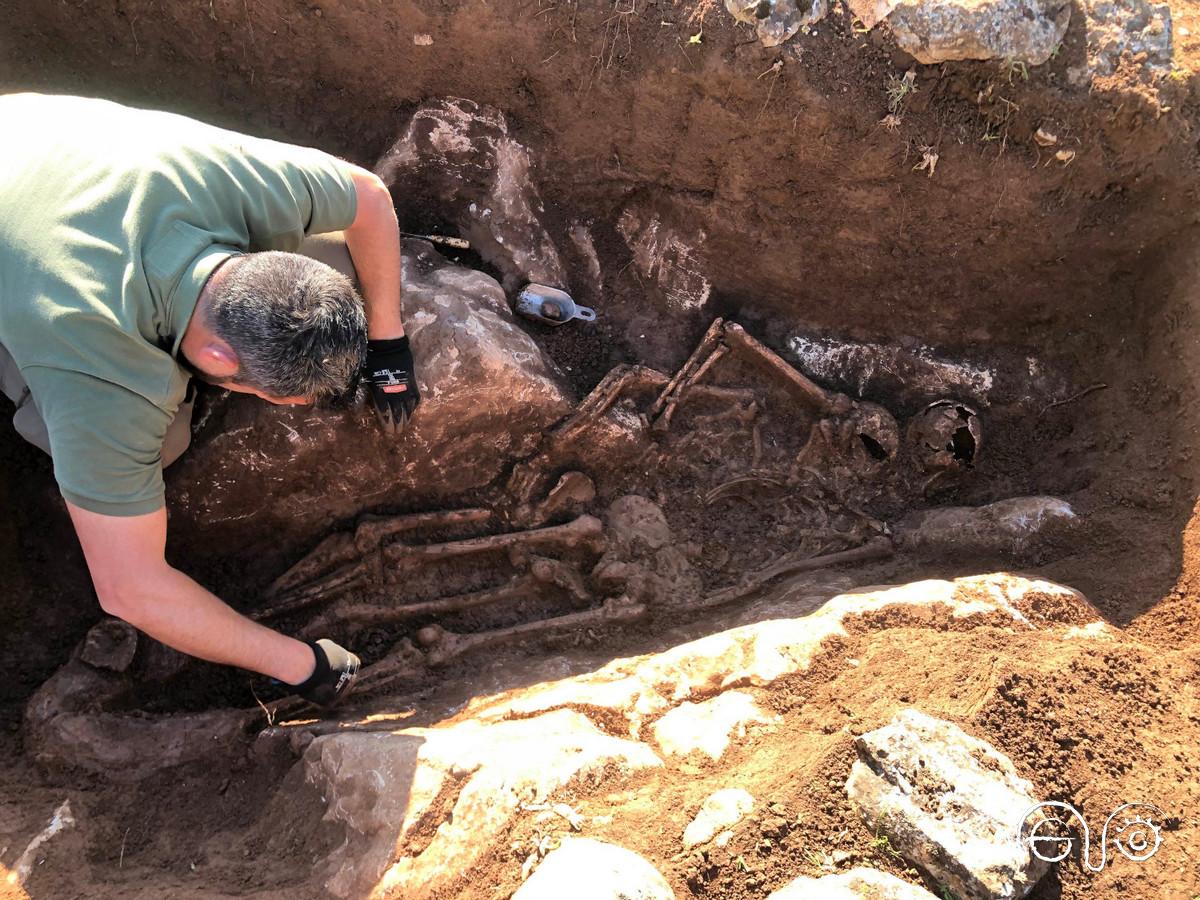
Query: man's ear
194,341,240,378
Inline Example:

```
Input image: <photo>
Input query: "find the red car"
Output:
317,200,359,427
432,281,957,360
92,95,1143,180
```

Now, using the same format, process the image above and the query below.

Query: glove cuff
292,641,331,696
367,335,410,353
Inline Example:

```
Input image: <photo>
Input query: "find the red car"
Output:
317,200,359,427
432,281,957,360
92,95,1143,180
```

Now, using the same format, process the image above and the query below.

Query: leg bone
269,507,493,595
722,323,851,416
415,596,647,667
383,514,605,570
693,537,894,612
297,573,545,639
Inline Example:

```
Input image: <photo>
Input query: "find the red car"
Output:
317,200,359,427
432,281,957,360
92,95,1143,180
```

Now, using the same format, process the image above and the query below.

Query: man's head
183,252,367,405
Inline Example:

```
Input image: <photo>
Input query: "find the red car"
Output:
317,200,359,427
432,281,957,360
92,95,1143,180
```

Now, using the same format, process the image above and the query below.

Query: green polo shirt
0,93,358,515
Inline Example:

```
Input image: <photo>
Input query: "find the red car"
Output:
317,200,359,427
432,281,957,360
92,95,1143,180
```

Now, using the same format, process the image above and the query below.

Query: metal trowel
515,284,596,326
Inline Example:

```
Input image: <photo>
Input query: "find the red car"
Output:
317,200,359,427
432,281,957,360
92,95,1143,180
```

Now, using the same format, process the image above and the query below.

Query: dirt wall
3,0,1200,686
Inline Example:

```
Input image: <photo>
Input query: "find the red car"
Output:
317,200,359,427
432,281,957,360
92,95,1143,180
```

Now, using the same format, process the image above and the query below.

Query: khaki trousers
0,233,357,466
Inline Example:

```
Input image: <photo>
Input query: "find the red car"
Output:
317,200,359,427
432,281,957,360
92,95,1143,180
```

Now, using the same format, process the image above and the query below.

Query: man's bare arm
342,165,404,340
66,502,316,685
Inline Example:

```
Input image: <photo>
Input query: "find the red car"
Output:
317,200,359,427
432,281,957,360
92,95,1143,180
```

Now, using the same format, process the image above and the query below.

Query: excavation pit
2,2,1200,898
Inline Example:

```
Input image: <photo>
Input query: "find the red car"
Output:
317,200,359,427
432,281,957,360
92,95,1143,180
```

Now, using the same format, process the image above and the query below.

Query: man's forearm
109,564,315,685
344,169,405,339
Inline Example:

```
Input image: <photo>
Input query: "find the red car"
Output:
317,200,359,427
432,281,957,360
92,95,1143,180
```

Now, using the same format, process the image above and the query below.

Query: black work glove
292,639,360,707
362,336,421,434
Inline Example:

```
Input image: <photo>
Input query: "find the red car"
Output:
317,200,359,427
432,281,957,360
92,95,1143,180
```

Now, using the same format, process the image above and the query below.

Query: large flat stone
845,709,1050,900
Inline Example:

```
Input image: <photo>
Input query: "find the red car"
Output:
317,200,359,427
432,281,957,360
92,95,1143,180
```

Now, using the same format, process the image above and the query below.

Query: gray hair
207,251,367,400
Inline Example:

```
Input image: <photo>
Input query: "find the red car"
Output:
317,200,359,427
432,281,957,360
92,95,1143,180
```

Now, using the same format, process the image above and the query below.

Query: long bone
296,555,592,639
414,596,647,667
296,573,546,638
650,318,726,417
264,596,647,725
269,507,493,595
721,323,852,416
691,537,894,612
256,515,604,622
554,364,669,442
381,514,604,571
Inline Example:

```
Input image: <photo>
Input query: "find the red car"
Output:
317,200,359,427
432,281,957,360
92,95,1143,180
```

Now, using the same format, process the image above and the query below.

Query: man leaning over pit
0,93,417,705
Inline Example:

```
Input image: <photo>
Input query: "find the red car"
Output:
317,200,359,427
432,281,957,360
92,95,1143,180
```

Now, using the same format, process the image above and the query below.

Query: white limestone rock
683,788,755,849
515,838,675,899
846,709,1050,900
480,574,1098,739
884,0,1071,65
298,709,662,898
895,496,1076,556
651,691,775,760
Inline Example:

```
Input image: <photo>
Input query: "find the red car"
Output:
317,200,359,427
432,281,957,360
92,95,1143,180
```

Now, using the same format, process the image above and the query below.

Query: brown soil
2,1,1200,898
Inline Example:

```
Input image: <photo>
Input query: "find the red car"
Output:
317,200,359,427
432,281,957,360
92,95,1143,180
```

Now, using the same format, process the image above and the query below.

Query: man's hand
363,335,421,433
291,639,360,706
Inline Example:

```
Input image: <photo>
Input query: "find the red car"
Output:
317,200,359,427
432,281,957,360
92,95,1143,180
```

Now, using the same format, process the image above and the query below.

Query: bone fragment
555,364,669,441
722,323,851,415
517,471,597,527
530,555,591,602
7,800,75,888
693,538,894,611
416,596,647,666
255,564,370,623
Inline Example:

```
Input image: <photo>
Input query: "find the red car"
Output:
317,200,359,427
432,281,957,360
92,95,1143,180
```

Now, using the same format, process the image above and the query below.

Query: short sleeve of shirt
22,366,173,516
223,138,359,251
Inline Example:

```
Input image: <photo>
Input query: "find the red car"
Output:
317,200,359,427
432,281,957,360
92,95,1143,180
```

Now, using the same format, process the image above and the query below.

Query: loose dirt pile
2,0,1200,898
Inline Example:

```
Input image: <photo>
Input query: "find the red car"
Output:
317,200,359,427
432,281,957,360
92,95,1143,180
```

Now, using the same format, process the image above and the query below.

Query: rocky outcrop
683,788,756,849
168,241,570,559
251,573,1100,897
515,838,675,899
843,0,1070,64
375,98,566,291
884,0,1071,65
1084,0,1173,77
895,496,1076,556
846,710,1050,899
299,710,662,898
